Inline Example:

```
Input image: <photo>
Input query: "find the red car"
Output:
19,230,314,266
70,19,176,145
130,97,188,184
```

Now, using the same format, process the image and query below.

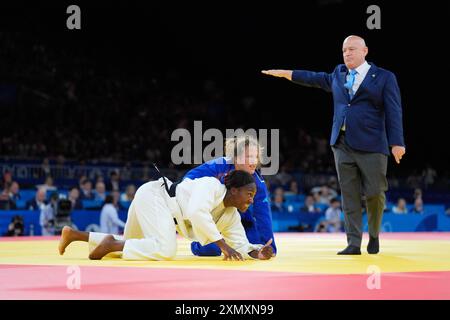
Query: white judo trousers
88,179,178,260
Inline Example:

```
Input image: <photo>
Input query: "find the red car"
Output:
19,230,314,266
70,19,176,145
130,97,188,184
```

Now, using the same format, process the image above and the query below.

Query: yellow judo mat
1,233,450,299
1,233,450,274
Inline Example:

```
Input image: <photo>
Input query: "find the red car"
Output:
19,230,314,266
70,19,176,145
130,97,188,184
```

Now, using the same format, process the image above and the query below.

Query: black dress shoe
337,245,361,255
367,237,379,254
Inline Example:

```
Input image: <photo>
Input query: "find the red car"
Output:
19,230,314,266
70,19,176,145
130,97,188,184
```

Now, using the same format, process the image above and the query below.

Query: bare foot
89,235,117,260
58,226,74,255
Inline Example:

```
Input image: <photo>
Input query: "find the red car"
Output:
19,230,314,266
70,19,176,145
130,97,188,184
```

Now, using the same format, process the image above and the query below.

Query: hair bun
224,170,254,190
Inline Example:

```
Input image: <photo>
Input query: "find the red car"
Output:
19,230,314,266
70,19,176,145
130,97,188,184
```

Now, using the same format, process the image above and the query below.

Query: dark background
1,0,449,178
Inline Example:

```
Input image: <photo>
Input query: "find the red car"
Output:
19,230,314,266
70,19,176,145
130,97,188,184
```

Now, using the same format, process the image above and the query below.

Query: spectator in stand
40,192,58,236
422,164,437,188
120,184,136,202
120,162,132,180
284,180,300,196
94,181,107,201
323,198,342,232
327,176,339,193
392,198,408,214
54,155,66,178
0,182,17,210
36,176,57,193
314,198,342,232
40,158,51,177
271,187,285,212
95,174,105,184
26,187,47,211
312,191,323,208
4,215,25,236
315,198,342,233
411,197,424,214
2,170,13,188
111,190,126,210
9,181,21,202
78,175,88,189
414,188,423,200
311,185,337,205
79,179,94,200
301,194,322,213
106,170,121,192
100,194,125,234
68,186,82,210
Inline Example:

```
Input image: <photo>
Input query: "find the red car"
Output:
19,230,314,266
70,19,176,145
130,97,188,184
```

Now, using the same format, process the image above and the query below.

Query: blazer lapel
352,62,378,100
338,65,350,100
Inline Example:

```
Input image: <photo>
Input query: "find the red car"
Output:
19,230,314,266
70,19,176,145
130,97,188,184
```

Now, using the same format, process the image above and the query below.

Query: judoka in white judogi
81,175,266,260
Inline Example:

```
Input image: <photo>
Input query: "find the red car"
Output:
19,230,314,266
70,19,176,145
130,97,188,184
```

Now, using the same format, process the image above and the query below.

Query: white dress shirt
342,60,371,131
349,60,371,95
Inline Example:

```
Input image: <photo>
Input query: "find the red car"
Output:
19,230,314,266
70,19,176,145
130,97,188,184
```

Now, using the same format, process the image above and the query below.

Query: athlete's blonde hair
224,135,264,167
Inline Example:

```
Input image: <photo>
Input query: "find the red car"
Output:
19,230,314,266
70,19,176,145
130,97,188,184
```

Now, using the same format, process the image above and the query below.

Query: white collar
353,60,370,75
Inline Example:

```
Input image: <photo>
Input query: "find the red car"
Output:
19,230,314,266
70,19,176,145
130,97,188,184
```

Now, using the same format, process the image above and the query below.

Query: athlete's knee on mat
190,242,221,256
158,243,177,260
132,239,176,260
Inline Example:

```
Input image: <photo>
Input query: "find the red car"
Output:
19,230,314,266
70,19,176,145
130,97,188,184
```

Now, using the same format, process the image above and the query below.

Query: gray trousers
331,131,388,247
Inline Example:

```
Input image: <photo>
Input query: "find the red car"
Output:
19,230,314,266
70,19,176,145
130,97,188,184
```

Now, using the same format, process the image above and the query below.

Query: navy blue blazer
291,63,405,155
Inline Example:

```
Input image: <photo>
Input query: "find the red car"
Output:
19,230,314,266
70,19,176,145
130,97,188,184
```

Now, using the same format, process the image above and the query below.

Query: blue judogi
184,157,277,255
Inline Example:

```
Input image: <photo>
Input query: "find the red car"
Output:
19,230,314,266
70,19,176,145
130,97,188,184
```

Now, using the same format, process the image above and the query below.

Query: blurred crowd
0,169,137,211
2,163,447,236
1,32,449,236
1,32,448,189
0,32,338,175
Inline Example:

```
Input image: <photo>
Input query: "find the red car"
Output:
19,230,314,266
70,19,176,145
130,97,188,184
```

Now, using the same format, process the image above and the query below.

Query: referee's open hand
261,70,293,80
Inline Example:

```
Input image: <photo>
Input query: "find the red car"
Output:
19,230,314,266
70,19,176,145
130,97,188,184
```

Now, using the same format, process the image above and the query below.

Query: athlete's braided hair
224,170,255,190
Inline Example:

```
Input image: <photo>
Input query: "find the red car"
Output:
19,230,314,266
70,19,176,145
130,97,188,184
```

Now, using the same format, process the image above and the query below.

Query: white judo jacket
164,177,263,259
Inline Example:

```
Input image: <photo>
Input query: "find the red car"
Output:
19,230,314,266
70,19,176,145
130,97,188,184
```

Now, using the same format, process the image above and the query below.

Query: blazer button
348,103,351,106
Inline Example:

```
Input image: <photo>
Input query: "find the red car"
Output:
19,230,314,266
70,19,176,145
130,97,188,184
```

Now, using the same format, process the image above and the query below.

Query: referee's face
342,37,368,70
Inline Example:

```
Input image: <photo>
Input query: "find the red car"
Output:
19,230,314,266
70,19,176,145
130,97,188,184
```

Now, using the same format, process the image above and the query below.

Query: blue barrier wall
272,205,449,232
1,205,449,236
0,210,128,236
